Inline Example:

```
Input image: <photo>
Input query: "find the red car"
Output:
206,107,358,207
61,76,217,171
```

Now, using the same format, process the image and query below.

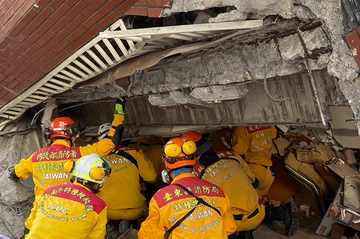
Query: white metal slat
79,55,102,73
39,87,58,94
114,38,130,57
44,83,65,91
49,78,72,87
102,39,122,61
72,60,94,75
53,73,75,82
94,43,114,66
118,20,136,51
66,65,88,78
28,94,47,100
86,50,107,69
59,69,82,81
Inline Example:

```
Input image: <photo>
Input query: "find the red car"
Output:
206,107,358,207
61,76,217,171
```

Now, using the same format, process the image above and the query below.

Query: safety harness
164,183,221,239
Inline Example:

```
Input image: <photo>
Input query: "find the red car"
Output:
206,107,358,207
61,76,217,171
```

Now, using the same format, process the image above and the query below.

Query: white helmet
97,123,111,140
67,154,111,184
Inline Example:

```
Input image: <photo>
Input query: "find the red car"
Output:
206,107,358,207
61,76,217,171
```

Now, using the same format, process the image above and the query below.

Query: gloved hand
8,166,20,182
252,178,259,188
114,97,126,116
112,125,124,146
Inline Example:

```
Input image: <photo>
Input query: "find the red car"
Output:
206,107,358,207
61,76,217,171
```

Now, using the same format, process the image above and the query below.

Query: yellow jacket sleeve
238,157,256,183
138,198,164,239
223,194,238,235
232,126,249,156
24,195,40,231
271,126,277,139
79,115,125,157
87,205,108,239
14,153,35,180
135,149,158,184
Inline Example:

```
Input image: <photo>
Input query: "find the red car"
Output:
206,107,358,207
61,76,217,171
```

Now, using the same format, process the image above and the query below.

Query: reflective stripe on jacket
26,183,107,239
138,173,237,239
99,146,157,210
232,126,276,166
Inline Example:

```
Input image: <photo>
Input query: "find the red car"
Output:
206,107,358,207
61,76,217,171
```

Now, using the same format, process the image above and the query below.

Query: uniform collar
171,172,195,184
52,139,71,147
73,182,91,192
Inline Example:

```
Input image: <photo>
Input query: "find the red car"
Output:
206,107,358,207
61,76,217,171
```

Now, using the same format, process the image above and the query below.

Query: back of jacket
26,183,107,239
194,151,259,215
232,126,276,165
15,141,81,198
138,174,236,239
98,146,157,209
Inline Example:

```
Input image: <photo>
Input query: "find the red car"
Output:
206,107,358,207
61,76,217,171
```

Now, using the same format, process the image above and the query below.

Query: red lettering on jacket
32,145,81,162
153,177,225,208
244,126,271,135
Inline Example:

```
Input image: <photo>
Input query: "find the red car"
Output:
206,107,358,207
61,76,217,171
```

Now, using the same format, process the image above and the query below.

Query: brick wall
0,0,137,107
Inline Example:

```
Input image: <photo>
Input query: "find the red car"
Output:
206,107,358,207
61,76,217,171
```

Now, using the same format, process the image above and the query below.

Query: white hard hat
97,123,111,140
68,154,111,184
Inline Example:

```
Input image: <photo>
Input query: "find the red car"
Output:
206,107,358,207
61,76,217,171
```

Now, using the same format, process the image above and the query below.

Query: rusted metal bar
296,28,326,125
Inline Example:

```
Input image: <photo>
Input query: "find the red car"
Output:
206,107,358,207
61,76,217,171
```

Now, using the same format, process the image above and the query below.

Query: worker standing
96,124,158,239
8,97,126,237
182,131,264,239
25,154,111,239
138,138,236,239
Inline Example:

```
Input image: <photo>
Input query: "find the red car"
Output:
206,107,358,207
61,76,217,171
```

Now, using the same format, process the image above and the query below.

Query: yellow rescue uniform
98,146,157,220
26,182,107,239
194,151,265,231
138,173,237,239
14,115,124,199
232,126,277,196
128,136,165,180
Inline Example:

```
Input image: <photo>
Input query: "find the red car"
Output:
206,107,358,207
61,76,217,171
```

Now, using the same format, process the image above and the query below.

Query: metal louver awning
0,19,263,129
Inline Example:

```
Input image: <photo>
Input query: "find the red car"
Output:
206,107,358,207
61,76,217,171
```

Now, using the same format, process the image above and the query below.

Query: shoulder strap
112,149,138,169
164,183,221,239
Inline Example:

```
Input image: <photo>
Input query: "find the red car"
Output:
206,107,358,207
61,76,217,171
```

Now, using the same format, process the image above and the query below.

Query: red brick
126,6,148,16
17,80,35,92
40,50,57,64
54,29,70,45
139,0,147,6
118,0,139,13
82,1,103,17
3,64,17,77
83,11,104,29
66,14,87,32
154,0,165,7
22,0,38,13
52,39,70,54
0,46,15,60
1,11,12,25
9,33,26,48
11,45,28,59
52,49,70,64
64,0,76,7
6,79,21,89
22,33,40,48
147,7,162,18
98,9,122,28
66,1,86,20
34,0,50,11
0,6,5,18
35,18,55,35
48,0,65,10
12,63,30,78
52,17,70,33
22,21,40,36
35,30,55,46
67,26,87,42
81,24,103,41
32,6,53,24
24,43,40,57
49,4,70,22
18,70,32,81
66,37,84,54
99,0,123,14
162,0,171,5
148,0,158,6
1,93,15,103
2,0,12,12
19,9,37,25
8,23,25,37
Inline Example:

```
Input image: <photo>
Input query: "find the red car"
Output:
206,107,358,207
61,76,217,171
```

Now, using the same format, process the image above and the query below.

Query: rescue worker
138,138,237,239
231,126,298,236
182,131,264,239
26,153,111,239
8,97,126,237
209,127,234,152
231,125,276,197
97,124,158,239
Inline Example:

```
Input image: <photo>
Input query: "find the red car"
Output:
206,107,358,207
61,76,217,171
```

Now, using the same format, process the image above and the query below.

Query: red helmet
162,138,197,170
48,117,78,140
181,131,213,156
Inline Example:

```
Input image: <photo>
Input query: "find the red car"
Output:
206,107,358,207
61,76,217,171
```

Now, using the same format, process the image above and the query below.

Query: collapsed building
0,0,360,238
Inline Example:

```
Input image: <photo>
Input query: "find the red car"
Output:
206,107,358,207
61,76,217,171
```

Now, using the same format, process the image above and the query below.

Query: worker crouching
138,138,236,239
